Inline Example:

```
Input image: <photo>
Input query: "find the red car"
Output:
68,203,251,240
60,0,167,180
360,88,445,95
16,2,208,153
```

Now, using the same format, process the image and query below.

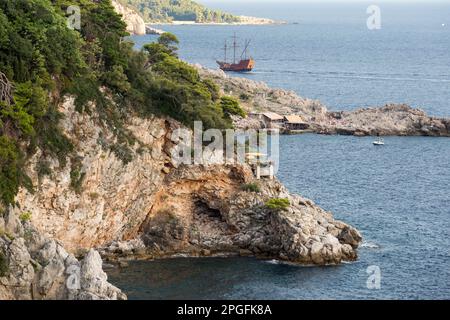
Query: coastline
195,66,450,137
3,0,449,301
146,16,287,26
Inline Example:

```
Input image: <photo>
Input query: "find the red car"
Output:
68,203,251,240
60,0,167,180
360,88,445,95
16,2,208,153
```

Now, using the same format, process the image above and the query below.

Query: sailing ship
217,33,255,72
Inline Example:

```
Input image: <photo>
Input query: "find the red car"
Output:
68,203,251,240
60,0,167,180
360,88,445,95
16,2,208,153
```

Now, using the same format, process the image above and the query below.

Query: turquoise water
109,2,450,299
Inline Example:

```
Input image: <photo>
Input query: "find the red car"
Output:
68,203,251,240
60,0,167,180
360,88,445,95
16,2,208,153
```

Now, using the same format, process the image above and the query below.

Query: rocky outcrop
316,104,450,136
16,97,173,252
112,0,146,35
197,66,450,136
2,90,363,299
12,96,361,267
197,66,328,119
237,16,284,25
101,164,361,265
145,25,165,35
0,207,125,300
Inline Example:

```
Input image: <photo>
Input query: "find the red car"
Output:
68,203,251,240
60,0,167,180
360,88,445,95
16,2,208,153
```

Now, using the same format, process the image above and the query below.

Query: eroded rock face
13,96,361,267
112,0,146,35
138,164,361,264
0,208,125,300
15,97,174,252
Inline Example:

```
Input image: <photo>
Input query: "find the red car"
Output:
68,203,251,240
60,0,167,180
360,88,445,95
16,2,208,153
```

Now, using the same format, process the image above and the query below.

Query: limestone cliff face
112,0,146,35
0,207,125,300
13,97,361,266
16,97,174,252
1,95,362,299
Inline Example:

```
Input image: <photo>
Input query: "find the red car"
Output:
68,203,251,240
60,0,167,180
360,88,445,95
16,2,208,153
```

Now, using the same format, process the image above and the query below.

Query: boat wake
360,241,380,249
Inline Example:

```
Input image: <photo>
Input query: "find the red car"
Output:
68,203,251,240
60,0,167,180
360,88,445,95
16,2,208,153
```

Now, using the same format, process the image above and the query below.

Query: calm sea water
131,1,450,117
109,2,450,299
108,135,450,300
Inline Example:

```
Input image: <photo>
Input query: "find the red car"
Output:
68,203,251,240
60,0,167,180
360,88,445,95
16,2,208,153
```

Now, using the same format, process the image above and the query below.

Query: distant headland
113,0,283,35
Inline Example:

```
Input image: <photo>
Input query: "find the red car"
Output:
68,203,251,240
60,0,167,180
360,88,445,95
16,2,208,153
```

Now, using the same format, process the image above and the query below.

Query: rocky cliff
15,97,173,252
1,96,362,299
197,66,450,136
135,164,361,264
112,0,146,35
0,207,125,300
13,97,360,260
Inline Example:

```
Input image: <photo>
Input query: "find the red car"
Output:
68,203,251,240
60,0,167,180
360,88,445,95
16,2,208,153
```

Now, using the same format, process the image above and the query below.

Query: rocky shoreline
155,16,285,26
99,165,361,266
197,66,450,137
2,96,362,299
0,207,125,300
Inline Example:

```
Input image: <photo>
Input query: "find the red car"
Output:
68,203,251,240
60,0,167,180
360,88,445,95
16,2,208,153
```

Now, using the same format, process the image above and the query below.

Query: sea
107,1,450,300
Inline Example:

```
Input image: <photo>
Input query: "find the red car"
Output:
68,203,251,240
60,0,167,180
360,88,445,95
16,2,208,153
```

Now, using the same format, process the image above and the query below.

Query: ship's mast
232,32,238,64
223,39,228,63
241,39,251,60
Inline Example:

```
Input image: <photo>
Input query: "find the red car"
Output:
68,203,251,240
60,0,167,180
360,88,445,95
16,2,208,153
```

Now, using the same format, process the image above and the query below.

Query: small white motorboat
373,137,385,146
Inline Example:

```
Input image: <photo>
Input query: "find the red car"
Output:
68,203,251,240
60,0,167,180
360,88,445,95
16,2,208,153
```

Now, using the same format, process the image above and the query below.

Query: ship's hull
217,59,254,72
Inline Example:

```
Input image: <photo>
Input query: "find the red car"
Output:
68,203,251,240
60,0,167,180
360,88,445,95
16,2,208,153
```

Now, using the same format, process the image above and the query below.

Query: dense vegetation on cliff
117,0,240,23
0,0,242,206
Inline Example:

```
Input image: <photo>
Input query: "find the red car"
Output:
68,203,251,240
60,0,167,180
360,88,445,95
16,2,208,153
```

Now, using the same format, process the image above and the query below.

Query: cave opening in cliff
193,199,223,220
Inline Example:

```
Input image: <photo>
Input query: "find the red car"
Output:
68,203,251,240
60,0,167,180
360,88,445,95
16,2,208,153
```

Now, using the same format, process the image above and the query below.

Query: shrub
19,211,32,222
239,93,250,101
0,250,8,277
241,183,261,193
0,136,21,205
89,192,100,200
265,198,290,211
70,157,85,194
110,143,134,165
219,96,246,118
36,160,52,177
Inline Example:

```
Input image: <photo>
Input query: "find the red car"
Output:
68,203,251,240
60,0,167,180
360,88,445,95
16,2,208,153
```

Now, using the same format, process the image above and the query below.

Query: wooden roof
284,115,306,124
262,112,284,121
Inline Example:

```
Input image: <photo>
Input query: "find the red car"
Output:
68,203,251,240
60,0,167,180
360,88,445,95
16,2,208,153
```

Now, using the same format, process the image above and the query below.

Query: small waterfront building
261,112,284,129
283,115,310,131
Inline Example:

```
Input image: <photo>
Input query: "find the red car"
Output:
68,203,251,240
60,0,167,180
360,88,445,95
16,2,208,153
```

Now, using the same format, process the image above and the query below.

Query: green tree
219,96,246,118
157,32,180,54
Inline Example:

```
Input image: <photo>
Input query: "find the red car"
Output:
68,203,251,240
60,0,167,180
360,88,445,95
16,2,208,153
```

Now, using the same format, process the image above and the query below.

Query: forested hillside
117,0,240,23
0,0,243,207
